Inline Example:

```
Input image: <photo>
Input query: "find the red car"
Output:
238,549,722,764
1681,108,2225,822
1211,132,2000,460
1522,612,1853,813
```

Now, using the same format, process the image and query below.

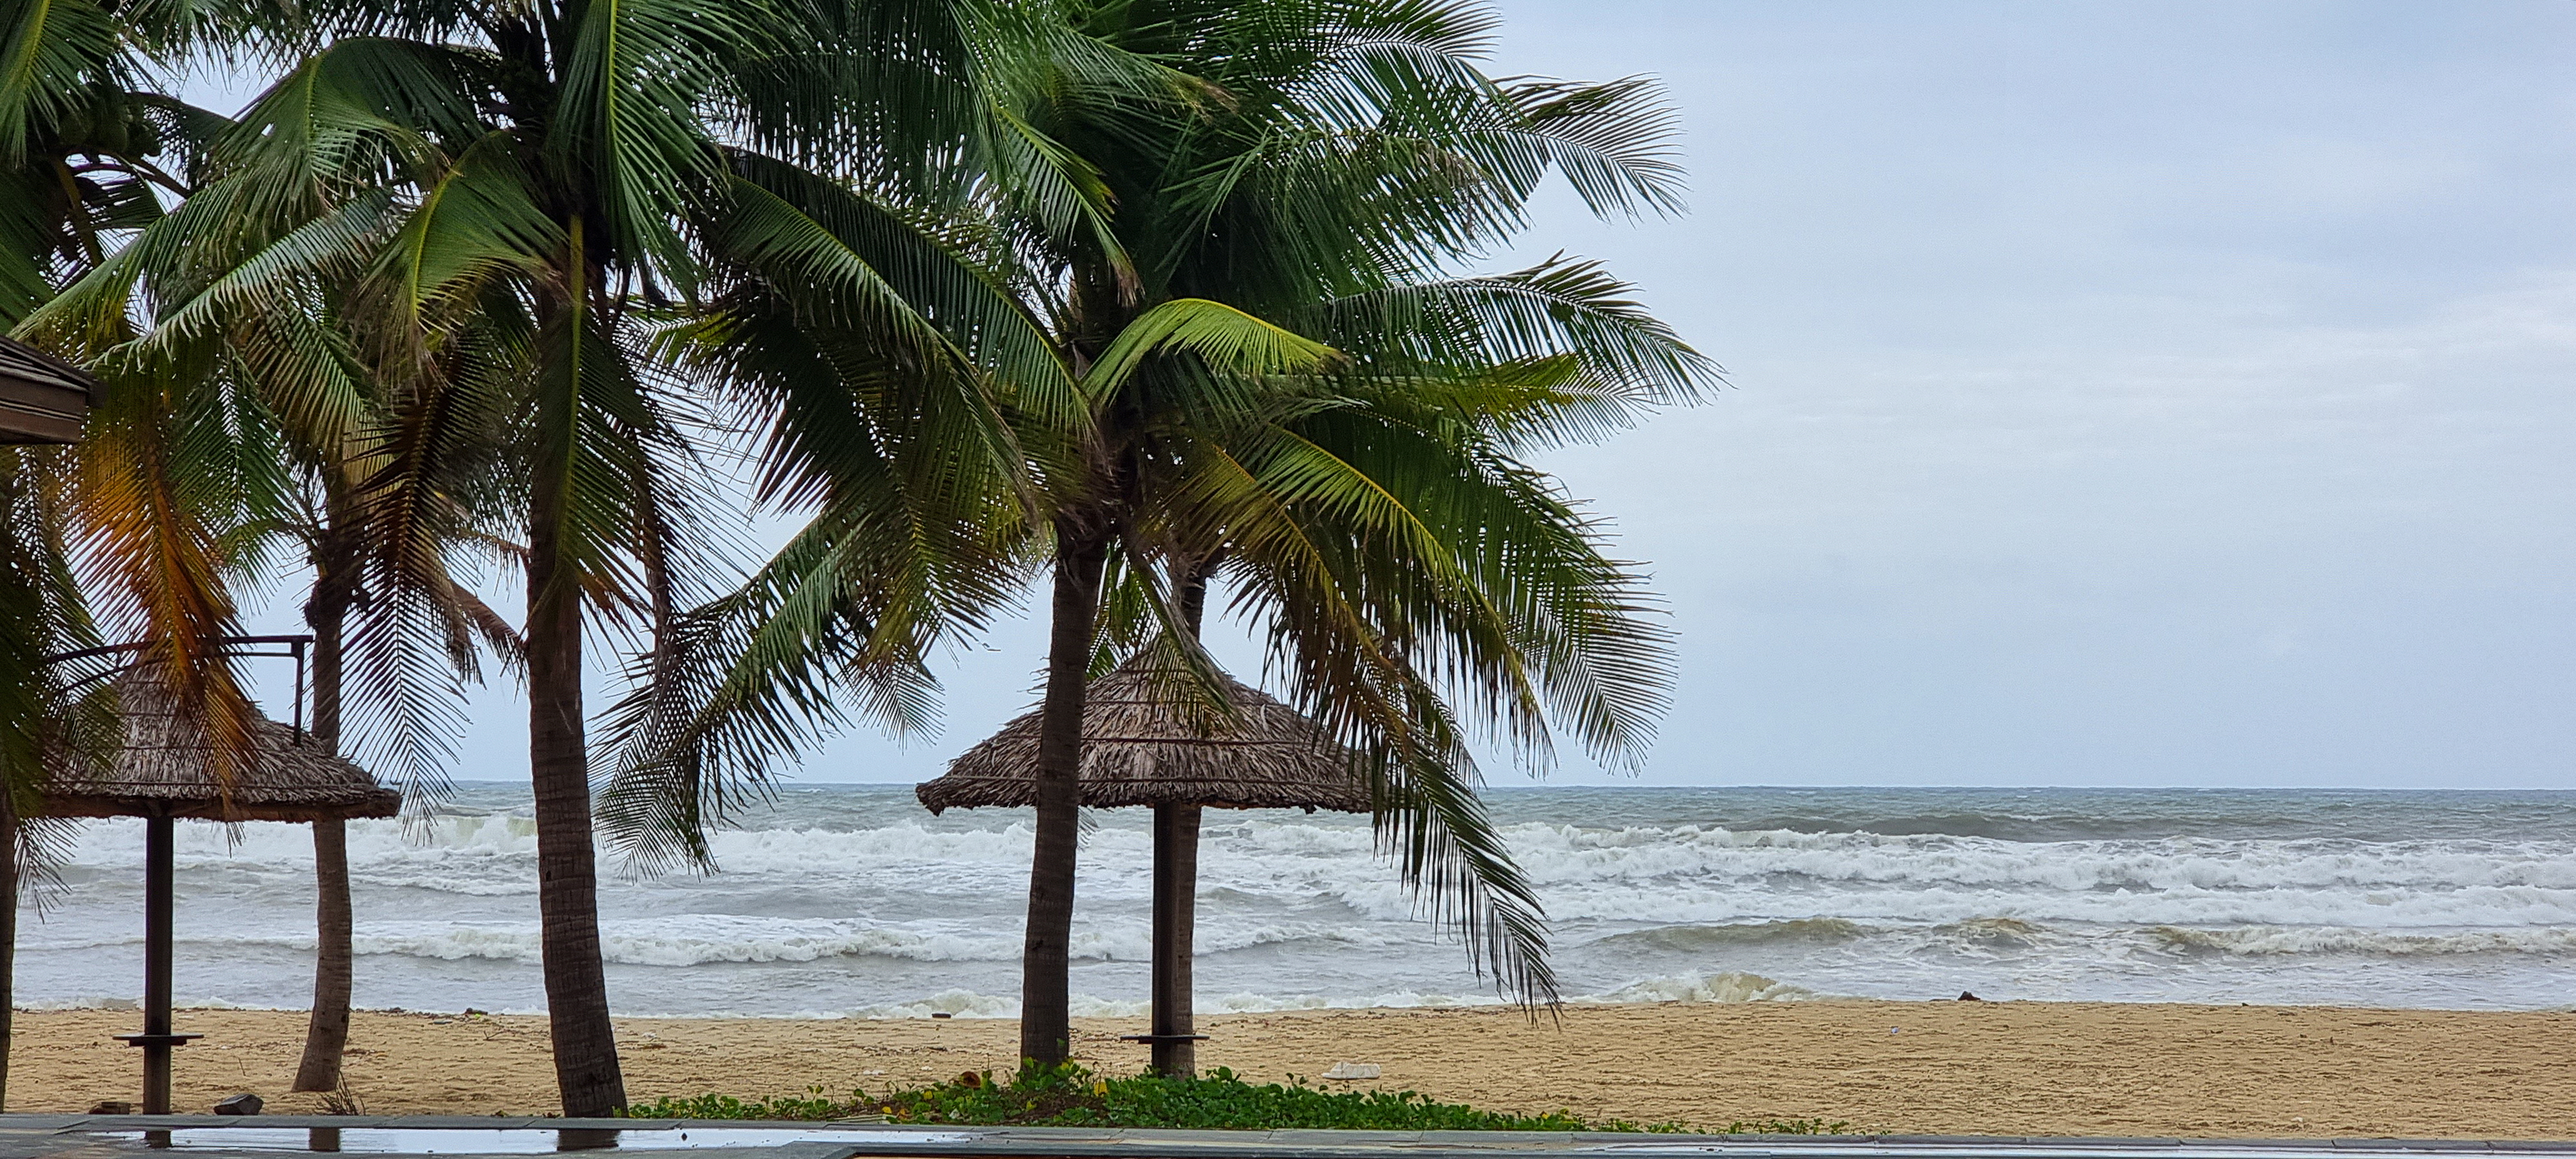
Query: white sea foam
823,972,1806,1021
25,785,2576,1016
1579,970,1827,1004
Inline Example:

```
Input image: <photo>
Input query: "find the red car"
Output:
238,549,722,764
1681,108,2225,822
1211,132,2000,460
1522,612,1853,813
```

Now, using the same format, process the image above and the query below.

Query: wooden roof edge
36,788,402,823
0,335,104,404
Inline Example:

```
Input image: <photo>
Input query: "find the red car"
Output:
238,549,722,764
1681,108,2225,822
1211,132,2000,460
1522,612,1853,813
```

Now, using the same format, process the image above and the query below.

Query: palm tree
605,0,1711,1068
931,0,1710,1067
33,0,1158,1115
15,55,526,1087
285,464,520,1092
289,482,365,1093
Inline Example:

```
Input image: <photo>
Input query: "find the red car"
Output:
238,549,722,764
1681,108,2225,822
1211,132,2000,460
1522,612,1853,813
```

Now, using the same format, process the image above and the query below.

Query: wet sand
9,1001,2573,1138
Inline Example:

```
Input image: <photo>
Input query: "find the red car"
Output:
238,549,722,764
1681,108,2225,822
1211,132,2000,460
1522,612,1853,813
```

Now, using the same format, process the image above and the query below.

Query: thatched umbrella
38,674,399,1115
919,650,1367,1077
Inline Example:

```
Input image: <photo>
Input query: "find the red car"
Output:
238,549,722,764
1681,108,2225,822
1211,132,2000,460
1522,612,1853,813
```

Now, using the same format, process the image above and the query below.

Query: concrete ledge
9,1115,2575,1159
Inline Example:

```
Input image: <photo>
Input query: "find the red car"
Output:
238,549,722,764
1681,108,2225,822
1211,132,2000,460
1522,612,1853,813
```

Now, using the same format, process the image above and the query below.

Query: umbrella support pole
1148,804,1202,1079
117,815,198,1113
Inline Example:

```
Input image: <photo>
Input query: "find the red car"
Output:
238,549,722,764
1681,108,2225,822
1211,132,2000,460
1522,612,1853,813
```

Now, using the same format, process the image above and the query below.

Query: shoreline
10,999,2573,1138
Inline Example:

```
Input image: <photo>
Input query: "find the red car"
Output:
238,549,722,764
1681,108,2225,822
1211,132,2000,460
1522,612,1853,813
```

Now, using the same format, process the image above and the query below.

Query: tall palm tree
36,0,1156,1115
284,463,520,1092
962,1,1710,1067
605,0,1711,1068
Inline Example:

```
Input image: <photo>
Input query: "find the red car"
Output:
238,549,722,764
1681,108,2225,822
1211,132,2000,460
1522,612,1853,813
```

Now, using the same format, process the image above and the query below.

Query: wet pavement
5,1117,2572,1159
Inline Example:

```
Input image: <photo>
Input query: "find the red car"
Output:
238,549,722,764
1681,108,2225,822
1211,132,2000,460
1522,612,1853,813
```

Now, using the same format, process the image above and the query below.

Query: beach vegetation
627,1063,1840,1134
22,79,525,1093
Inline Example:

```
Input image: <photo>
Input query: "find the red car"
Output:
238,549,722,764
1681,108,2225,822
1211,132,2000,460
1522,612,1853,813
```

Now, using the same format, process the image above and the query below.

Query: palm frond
1081,297,1338,401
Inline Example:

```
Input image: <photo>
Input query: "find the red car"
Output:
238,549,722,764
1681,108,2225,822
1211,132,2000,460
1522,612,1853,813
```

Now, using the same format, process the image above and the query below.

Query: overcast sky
225,1,2576,789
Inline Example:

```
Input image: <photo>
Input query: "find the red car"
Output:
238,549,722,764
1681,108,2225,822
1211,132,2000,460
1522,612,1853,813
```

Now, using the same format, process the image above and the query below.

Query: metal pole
142,813,174,1115
292,639,307,744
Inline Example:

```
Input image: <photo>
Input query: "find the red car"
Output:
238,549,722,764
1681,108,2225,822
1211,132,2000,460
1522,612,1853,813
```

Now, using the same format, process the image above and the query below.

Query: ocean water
19,784,2576,1017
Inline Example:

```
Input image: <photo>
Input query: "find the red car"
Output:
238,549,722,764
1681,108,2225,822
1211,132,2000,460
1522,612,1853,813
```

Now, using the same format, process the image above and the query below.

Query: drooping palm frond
0,444,99,816
1311,254,1716,426
595,178,1064,867
1080,297,1340,401
53,355,270,796
597,509,964,873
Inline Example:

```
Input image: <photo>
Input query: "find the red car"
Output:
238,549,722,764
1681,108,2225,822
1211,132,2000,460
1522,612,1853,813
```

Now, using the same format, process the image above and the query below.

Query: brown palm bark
292,819,352,1090
527,462,627,1116
516,229,627,1118
1,786,17,1111
293,512,358,1091
1020,522,1108,1066
1148,557,1218,1078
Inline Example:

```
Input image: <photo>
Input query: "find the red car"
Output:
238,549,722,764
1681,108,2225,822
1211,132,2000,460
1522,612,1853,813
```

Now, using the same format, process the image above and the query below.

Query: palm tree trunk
1,787,17,1111
527,454,626,1116
1021,522,1108,1066
292,819,352,1091
1148,558,1218,1079
293,514,356,1092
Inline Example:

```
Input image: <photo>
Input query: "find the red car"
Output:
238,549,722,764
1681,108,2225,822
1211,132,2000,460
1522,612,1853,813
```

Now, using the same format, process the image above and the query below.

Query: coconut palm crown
602,0,1716,1066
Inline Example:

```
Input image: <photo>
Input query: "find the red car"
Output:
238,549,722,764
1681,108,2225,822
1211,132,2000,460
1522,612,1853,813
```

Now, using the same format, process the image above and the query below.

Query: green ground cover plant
627,1063,1849,1135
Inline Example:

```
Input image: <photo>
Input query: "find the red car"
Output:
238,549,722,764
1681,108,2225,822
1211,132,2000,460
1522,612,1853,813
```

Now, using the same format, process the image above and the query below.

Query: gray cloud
216,1,2576,789
1484,0,2576,787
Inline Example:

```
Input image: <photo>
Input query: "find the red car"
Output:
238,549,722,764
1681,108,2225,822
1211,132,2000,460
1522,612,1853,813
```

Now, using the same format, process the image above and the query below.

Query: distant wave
829,972,1821,1020
1589,915,2054,954
1588,918,1875,950
59,813,2576,915
16,970,1822,1020
341,918,1392,968
44,916,2567,972
1586,916,2576,965
2150,925,2576,957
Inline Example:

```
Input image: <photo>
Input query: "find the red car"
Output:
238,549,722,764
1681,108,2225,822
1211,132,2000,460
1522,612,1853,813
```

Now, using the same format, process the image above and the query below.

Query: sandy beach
9,1001,2573,1138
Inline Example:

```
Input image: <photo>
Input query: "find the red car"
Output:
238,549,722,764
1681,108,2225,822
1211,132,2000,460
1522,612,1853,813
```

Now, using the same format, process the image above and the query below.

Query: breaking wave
835,971,1817,1020
25,784,2576,1015
2150,925,2576,957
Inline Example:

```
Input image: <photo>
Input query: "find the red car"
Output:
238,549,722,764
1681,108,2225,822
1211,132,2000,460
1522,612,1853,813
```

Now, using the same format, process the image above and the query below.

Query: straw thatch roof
918,650,1370,815
39,675,401,822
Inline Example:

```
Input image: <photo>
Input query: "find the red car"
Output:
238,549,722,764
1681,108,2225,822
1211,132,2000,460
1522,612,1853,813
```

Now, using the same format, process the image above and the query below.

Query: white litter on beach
1320,1062,1381,1080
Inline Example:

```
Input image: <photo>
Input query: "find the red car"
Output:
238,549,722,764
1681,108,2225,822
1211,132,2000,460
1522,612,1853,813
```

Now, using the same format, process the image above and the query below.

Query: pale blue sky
227,1,2576,789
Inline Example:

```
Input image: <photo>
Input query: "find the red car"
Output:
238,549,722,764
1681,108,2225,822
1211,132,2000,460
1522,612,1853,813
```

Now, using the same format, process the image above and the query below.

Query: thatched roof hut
33,671,398,1116
917,652,1370,815
0,334,102,444
39,676,400,822
921,646,1371,1078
